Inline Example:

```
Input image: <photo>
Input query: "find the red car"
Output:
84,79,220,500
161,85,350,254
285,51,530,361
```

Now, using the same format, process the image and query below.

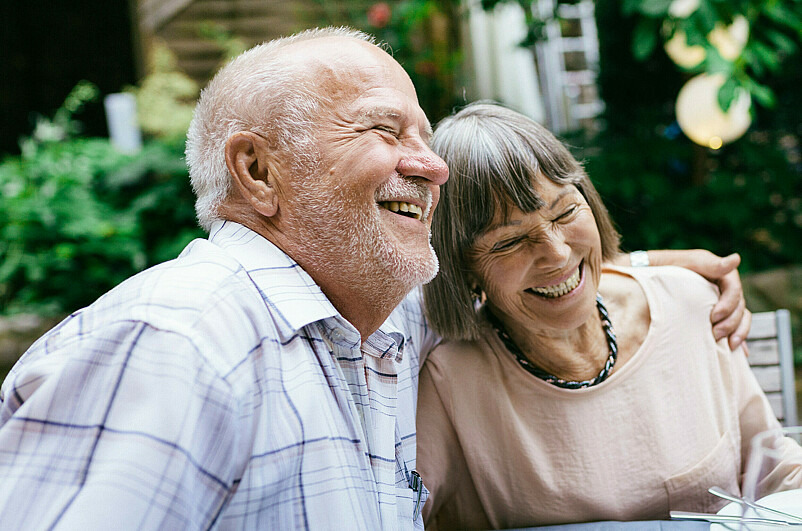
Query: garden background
1,0,801,398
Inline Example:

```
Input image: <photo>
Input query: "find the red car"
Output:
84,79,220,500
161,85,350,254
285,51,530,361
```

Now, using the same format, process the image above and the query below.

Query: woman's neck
505,312,611,382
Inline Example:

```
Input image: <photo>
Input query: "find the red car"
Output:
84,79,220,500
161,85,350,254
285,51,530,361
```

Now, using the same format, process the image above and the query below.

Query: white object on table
711,489,802,530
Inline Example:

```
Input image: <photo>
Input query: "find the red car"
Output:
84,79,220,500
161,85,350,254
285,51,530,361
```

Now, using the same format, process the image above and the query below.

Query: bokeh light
676,73,752,147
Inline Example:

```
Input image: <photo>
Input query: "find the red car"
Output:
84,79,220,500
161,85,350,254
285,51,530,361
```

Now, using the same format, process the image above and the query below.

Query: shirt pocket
395,481,429,530
664,430,741,513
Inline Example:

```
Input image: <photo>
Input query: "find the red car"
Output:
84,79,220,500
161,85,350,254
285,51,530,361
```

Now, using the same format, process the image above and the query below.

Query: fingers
717,253,741,276
712,294,746,343
701,252,740,282
711,266,745,340
708,256,751,352
711,266,743,323
649,250,740,281
739,335,751,357
729,308,752,352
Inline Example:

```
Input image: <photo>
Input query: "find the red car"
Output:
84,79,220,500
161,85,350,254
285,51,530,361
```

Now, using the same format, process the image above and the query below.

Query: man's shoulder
100,238,259,323
32,238,267,357
9,238,280,392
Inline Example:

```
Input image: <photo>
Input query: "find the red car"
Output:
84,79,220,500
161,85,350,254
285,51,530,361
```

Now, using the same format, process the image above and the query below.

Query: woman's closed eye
553,205,578,223
490,237,524,253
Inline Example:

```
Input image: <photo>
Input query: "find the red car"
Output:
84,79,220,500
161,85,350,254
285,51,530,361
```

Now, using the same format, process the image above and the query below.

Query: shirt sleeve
417,351,487,529
0,319,247,530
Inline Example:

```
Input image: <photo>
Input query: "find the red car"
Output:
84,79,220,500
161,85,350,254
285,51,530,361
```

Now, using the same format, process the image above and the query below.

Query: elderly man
0,28,747,529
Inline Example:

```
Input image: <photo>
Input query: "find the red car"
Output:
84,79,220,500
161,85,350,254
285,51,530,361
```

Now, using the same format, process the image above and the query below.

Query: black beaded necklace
488,294,618,389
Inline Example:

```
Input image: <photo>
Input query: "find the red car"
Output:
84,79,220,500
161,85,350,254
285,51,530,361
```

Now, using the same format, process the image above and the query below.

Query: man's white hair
185,27,375,231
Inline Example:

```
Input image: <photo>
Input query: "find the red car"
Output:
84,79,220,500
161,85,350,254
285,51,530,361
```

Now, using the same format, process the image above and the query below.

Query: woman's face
468,177,603,335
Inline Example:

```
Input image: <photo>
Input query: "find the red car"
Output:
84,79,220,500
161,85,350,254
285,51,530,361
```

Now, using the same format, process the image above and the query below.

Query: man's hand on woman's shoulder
612,249,751,351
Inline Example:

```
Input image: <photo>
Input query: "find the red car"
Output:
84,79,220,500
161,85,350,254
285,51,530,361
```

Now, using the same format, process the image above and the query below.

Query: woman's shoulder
423,335,496,379
606,264,719,304
428,338,485,363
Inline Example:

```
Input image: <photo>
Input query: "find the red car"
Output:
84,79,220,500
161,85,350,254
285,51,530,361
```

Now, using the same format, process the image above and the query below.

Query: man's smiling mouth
379,201,423,220
527,263,582,299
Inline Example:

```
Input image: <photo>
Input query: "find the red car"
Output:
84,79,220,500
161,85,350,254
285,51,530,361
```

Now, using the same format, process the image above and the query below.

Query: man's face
277,39,450,297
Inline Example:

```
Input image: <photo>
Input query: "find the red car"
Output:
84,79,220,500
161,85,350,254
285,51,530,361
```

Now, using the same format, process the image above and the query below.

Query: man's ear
225,131,280,218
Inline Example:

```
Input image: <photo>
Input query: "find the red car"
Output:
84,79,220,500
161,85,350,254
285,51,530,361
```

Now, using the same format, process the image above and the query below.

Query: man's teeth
379,201,423,220
529,267,581,298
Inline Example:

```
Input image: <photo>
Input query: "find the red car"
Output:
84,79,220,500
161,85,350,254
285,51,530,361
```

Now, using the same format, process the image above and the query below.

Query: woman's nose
534,234,571,269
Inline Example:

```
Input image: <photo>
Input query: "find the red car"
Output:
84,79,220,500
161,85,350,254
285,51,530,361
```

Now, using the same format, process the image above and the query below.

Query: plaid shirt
0,221,437,530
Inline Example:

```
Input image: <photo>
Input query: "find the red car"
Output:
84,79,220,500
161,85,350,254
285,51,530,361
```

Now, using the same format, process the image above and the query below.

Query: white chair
746,310,798,426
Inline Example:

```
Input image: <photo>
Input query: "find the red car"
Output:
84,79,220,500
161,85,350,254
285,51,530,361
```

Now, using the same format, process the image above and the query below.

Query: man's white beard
283,175,439,304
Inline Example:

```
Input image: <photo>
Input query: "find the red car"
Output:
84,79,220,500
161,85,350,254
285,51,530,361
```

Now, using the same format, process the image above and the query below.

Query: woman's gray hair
185,27,375,231
424,101,621,341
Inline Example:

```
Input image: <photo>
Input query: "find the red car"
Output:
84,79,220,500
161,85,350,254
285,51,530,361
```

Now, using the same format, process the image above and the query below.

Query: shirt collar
363,329,406,362
208,221,340,337
207,221,406,360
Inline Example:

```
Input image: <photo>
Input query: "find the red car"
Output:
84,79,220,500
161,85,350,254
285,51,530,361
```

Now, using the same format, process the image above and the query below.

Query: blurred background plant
134,41,200,139
308,0,465,123
626,0,801,114
0,51,203,318
583,0,802,267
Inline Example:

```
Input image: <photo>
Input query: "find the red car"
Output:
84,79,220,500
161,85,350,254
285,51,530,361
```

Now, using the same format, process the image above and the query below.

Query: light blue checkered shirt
0,221,437,530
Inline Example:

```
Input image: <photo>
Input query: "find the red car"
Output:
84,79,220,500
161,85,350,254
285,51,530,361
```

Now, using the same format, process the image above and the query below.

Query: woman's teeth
529,266,581,298
379,201,423,220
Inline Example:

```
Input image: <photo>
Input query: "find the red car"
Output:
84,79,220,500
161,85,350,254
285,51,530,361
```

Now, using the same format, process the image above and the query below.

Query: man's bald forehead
279,36,410,103
281,35,394,75
284,34,381,55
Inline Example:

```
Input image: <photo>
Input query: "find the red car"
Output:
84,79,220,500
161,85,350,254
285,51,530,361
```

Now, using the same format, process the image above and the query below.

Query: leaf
717,76,739,112
751,41,781,72
622,0,642,15
638,0,673,17
764,29,799,54
741,49,765,77
683,23,708,46
695,0,718,33
747,80,776,108
704,46,735,74
763,2,802,30
632,18,658,60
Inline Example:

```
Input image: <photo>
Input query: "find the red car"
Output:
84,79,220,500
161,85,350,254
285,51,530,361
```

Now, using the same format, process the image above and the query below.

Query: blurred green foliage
0,84,202,316
480,0,802,113
582,0,802,273
372,0,464,124
623,0,802,112
309,0,464,123
576,128,802,272
134,43,199,140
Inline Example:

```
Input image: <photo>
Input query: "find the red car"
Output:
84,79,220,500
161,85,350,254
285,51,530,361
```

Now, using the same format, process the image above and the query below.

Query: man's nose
396,142,449,185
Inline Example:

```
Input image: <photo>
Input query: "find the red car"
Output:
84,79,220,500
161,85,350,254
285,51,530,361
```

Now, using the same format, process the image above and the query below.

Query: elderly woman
417,102,802,529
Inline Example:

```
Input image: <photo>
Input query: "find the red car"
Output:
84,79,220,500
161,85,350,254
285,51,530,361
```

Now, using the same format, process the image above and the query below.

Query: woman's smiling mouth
527,263,583,299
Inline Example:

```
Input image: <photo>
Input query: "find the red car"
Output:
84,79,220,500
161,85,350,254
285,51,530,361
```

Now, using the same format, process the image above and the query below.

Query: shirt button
331,328,344,341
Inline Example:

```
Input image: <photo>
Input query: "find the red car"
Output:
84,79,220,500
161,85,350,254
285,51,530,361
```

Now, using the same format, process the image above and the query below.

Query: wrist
629,250,650,267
